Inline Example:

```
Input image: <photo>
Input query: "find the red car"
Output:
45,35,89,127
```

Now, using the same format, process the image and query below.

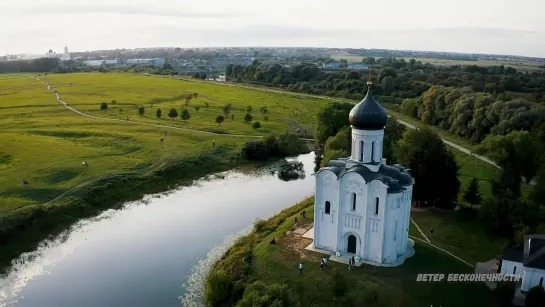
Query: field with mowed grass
0,74,275,214
329,53,544,72
41,73,328,136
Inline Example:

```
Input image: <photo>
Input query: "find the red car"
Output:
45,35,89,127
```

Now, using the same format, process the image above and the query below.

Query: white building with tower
62,46,71,61
46,49,56,58
309,80,415,267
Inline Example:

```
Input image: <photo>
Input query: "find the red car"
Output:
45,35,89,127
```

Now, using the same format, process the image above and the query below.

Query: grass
0,73,324,213
209,197,496,306
41,73,328,136
329,53,544,72
411,210,507,264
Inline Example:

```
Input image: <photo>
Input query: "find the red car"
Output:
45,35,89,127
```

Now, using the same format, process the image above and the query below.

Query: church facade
313,82,414,266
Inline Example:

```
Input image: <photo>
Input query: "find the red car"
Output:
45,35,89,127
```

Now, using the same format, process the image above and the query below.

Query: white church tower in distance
62,46,71,61
312,80,415,267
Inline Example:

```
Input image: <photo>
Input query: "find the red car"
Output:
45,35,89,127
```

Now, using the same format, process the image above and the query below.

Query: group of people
299,210,307,218
299,255,356,273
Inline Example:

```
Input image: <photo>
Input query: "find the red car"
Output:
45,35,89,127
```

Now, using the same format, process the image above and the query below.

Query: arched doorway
347,235,357,253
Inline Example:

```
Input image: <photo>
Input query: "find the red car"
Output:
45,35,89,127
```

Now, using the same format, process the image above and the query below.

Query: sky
1,0,544,57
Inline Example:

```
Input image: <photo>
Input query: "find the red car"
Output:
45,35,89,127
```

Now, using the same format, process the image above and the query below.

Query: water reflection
277,160,306,182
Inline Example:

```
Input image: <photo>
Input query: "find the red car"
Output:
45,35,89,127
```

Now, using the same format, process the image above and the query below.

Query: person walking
212,140,215,147
320,259,324,270
348,258,352,271
299,262,303,273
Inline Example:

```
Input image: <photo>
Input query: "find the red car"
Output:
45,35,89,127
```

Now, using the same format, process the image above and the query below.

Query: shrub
252,121,261,129
138,106,145,116
100,102,108,110
244,113,253,123
240,141,269,160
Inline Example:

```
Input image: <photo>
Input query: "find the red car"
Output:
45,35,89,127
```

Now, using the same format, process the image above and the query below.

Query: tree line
226,58,545,103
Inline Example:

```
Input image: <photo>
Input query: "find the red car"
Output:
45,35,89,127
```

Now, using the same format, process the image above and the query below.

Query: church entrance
347,235,357,253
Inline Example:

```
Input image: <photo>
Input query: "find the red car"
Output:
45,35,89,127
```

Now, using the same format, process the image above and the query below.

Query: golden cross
367,65,373,87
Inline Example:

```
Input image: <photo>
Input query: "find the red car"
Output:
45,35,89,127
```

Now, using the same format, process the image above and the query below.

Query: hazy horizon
2,0,544,58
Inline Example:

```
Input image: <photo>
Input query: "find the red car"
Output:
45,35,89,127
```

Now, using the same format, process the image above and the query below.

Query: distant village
2,46,544,77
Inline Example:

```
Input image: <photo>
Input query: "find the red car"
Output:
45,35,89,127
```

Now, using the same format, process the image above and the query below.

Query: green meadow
41,73,327,136
0,73,327,214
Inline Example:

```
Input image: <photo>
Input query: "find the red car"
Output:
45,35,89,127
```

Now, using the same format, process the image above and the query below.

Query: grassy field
329,53,544,71
41,73,328,136
208,197,496,306
411,210,507,264
0,73,326,214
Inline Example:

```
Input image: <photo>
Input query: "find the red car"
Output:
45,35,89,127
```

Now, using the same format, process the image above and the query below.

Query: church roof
349,86,388,130
316,159,414,194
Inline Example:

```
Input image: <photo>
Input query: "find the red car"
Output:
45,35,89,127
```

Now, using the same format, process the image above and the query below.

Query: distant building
322,63,341,69
83,60,104,67
62,46,71,61
347,64,368,70
212,57,254,68
83,58,166,67
46,49,56,58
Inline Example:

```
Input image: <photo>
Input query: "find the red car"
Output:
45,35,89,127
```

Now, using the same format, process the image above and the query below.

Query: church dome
349,85,388,130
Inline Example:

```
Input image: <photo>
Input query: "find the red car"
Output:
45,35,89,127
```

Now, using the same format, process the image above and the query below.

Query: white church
310,80,415,267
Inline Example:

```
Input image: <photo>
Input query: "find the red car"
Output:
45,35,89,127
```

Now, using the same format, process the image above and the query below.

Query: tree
315,102,354,144
156,108,162,119
525,285,545,307
111,99,117,104
252,121,261,129
216,115,225,125
398,128,460,208
181,108,191,122
193,92,198,98
244,113,253,123
463,178,482,208
194,105,201,113
383,117,406,165
247,106,252,113
223,103,232,118
168,108,178,119
138,106,145,116
100,102,108,110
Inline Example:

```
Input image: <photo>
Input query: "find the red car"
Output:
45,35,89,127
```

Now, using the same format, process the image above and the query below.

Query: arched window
360,141,364,161
540,277,544,286
513,267,517,274
325,201,331,214
351,193,356,211
371,141,375,162
375,197,379,215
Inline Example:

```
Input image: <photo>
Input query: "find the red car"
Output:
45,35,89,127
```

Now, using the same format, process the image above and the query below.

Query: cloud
1,4,248,18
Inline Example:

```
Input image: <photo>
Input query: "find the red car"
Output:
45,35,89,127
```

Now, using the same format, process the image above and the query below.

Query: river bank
0,144,311,276
205,198,494,307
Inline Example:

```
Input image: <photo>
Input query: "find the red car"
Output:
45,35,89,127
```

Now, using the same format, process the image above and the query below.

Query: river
0,153,316,307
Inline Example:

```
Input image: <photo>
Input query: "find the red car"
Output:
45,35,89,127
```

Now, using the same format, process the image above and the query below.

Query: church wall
338,173,366,256
401,186,413,254
314,171,340,252
351,129,384,164
365,180,387,263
